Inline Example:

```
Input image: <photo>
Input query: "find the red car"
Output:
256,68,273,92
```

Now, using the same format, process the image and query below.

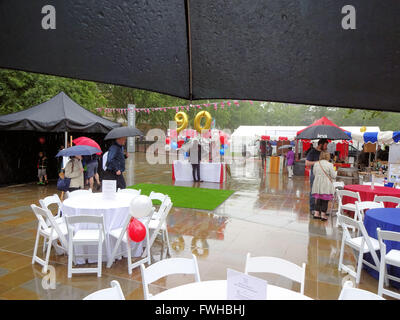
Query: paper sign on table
102,180,117,199
227,268,267,300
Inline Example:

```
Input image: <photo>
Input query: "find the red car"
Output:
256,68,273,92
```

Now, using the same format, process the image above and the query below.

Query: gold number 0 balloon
174,112,188,133
194,111,212,133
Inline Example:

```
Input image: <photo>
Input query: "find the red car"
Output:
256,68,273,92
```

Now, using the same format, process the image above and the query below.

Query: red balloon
219,136,225,145
177,140,185,148
38,137,45,144
166,137,171,145
128,218,146,242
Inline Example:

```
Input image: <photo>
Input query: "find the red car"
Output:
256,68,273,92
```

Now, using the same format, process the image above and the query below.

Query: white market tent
231,125,381,153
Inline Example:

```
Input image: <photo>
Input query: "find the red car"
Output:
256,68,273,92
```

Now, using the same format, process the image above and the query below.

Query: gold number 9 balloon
194,111,212,133
175,112,188,133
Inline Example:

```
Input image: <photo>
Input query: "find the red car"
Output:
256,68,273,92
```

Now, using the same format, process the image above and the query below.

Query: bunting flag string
95,99,253,115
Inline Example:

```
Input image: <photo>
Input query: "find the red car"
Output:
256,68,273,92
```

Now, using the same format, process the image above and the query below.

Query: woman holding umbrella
64,155,84,192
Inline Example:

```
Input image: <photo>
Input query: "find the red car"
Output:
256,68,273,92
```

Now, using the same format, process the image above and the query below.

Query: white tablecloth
172,160,226,183
62,193,145,264
150,280,313,300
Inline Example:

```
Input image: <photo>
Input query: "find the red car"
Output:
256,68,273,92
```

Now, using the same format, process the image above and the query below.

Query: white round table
62,193,144,264
150,280,313,300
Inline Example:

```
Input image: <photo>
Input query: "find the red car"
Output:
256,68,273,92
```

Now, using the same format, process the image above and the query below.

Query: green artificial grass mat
127,183,235,211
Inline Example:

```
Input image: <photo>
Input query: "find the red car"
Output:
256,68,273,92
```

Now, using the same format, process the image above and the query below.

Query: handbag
57,174,71,191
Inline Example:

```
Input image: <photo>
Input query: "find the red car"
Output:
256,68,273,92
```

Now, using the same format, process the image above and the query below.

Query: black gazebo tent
0,92,120,185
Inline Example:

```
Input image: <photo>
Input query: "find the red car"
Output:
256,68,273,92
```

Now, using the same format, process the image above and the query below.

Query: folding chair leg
97,240,102,277
68,243,73,278
42,236,53,273
32,228,41,265
338,235,346,272
378,258,385,296
127,238,132,275
164,229,172,258
356,248,364,284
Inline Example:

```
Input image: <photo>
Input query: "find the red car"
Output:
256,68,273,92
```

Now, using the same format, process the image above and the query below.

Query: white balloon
129,195,153,218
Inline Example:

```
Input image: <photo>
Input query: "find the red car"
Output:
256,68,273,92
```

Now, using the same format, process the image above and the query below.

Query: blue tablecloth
364,208,400,288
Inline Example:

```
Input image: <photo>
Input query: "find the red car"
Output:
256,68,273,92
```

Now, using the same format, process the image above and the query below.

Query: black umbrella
296,125,351,141
56,145,101,157
0,1,400,112
104,127,143,140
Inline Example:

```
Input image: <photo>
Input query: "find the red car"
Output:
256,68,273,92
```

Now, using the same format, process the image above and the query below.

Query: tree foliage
1,68,400,132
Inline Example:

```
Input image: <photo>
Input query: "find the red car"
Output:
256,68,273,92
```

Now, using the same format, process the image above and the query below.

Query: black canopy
1,1,400,112
0,92,120,133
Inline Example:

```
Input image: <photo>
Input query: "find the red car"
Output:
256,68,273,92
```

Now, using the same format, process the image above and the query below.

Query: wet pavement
0,153,397,300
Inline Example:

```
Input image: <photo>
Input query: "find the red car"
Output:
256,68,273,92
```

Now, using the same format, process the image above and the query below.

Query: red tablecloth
343,185,400,208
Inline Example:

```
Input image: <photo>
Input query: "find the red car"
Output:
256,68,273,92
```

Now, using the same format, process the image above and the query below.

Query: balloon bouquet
127,195,153,242
165,110,231,160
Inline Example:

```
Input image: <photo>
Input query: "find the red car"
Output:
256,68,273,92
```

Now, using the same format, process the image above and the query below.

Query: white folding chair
83,280,125,300
377,228,400,299
118,188,141,196
106,212,154,275
148,198,173,259
149,191,168,204
65,215,107,278
335,190,361,229
31,204,68,272
39,194,64,224
330,181,345,217
244,253,306,294
337,213,381,284
374,195,400,208
66,189,92,199
338,280,385,300
140,254,201,300
354,201,384,224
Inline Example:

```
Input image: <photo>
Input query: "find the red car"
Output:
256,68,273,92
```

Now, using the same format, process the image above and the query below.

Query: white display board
389,144,400,163
227,268,267,300
102,180,117,199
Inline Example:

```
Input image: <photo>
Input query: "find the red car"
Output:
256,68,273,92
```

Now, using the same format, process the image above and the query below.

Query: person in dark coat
189,139,203,182
103,137,127,190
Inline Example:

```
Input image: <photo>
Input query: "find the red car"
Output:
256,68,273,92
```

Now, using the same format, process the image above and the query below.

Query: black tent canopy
1,1,400,112
0,92,120,133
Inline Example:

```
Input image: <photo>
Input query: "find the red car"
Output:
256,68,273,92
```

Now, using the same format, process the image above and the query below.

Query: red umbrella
73,137,102,155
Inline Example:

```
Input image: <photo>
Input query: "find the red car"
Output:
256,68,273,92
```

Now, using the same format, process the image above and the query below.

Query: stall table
364,208,400,289
343,185,400,208
172,160,226,183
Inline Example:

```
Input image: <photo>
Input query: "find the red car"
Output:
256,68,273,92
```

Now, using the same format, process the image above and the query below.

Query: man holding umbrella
306,139,328,216
102,126,143,190
104,137,127,190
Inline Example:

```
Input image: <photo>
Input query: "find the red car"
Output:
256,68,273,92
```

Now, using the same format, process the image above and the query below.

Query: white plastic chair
118,188,141,196
148,198,173,259
83,280,125,300
338,280,385,300
244,253,306,294
330,181,345,217
106,211,154,275
374,195,400,208
149,191,168,204
377,228,400,299
39,194,64,224
354,201,384,224
335,190,361,229
66,189,92,199
140,254,201,300
65,215,107,278
337,213,381,284
31,204,68,272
